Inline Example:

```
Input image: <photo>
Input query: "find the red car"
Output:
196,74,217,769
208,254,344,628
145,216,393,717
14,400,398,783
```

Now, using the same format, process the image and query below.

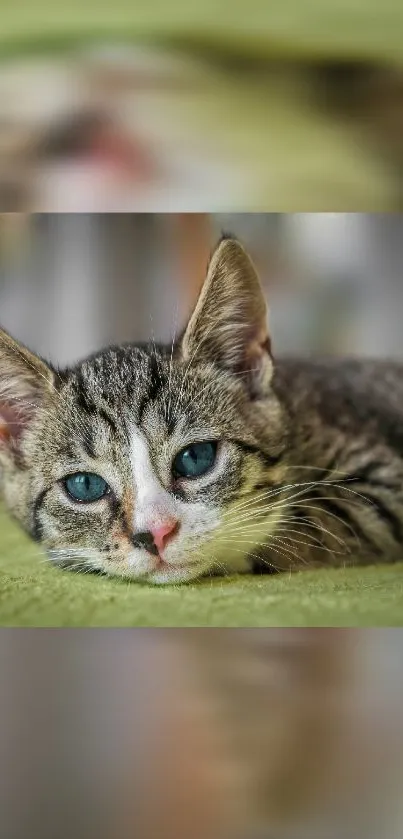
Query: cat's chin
144,560,206,586
118,550,208,585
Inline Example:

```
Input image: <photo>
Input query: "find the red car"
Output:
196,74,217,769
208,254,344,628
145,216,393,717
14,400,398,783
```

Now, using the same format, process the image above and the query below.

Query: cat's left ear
181,236,273,398
0,328,55,453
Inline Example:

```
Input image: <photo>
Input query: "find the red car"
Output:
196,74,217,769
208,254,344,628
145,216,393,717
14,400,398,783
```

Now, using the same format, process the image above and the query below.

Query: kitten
1,235,403,583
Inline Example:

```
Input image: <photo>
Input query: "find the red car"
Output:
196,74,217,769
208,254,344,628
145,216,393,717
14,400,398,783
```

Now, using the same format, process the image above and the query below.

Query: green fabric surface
1,506,402,626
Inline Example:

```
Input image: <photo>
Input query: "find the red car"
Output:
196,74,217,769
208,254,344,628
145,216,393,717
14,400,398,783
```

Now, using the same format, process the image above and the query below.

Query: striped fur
1,237,403,583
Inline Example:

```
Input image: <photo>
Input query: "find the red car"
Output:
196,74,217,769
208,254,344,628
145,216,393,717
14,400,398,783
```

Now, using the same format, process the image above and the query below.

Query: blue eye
64,472,109,503
173,442,217,479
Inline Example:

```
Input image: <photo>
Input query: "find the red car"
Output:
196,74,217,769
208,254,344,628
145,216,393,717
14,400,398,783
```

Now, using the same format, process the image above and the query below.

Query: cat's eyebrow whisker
186,377,218,406
166,304,179,424
173,347,202,414
173,330,226,416
174,314,225,413
148,311,168,411
172,338,203,414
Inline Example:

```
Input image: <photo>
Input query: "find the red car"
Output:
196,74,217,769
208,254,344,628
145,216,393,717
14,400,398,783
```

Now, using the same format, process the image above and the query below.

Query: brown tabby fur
1,235,403,582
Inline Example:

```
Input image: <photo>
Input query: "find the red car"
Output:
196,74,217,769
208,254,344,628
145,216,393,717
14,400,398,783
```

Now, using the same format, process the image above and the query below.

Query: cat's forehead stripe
71,348,171,426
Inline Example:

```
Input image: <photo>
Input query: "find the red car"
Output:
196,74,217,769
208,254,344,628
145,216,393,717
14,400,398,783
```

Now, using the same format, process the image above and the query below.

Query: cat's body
1,236,403,582
269,356,403,567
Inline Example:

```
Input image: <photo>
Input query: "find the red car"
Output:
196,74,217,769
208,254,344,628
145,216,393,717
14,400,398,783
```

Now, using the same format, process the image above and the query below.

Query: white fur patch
129,425,178,532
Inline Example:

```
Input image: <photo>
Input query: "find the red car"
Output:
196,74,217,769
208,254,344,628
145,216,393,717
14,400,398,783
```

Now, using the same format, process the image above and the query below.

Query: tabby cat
1,236,403,583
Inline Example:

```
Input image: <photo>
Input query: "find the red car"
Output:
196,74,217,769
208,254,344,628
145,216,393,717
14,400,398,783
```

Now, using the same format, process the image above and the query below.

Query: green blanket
1,507,402,626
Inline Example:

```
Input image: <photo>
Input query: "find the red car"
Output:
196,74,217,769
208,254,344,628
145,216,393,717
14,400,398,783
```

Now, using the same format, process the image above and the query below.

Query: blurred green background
1,1,403,209
1,0,402,63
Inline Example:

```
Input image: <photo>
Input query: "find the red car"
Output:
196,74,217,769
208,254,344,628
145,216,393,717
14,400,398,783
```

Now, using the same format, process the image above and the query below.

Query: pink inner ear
0,419,10,443
243,329,272,369
0,402,32,447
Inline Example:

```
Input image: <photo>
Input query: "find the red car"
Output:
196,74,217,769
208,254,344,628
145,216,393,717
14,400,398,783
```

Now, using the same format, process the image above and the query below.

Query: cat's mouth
156,555,191,570
145,555,203,585
116,544,202,583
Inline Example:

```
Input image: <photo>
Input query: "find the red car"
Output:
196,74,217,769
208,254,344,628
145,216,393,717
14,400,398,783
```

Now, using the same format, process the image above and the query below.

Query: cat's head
0,237,289,583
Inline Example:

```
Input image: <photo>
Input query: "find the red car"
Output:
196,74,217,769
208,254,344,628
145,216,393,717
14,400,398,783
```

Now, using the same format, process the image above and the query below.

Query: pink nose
150,519,179,554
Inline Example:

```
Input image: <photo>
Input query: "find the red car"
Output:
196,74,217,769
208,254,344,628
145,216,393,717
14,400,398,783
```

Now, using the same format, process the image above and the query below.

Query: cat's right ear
180,236,273,398
0,328,55,454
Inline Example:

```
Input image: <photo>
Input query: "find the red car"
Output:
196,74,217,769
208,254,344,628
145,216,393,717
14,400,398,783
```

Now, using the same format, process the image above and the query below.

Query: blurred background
1,2,403,211
1,212,403,365
1,628,403,839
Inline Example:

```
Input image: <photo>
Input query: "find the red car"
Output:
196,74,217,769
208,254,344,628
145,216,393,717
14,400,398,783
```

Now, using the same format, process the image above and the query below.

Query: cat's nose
149,519,179,554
